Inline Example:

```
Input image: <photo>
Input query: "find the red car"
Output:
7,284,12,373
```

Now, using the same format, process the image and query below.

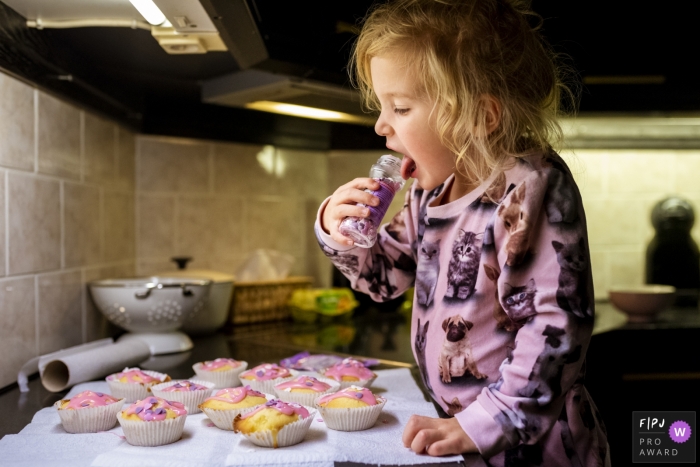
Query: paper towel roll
41,340,151,392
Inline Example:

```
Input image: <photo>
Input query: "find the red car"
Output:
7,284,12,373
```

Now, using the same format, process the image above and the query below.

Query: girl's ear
475,95,502,137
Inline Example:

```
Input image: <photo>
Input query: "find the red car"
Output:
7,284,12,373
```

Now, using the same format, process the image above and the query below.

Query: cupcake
192,358,248,388
233,399,314,448
315,386,386,431
238,363,296,394
322,358,376,389
199,386,270,431
274,375,339,406
150,380,215,414
117,396,187,446
55,390,124,433
106,367,170,402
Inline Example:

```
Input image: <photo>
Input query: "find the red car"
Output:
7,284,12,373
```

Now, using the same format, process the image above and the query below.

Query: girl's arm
315,180,417,302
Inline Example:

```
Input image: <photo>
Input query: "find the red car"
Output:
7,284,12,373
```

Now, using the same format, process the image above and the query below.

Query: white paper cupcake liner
235,407,316,448
238,369,298,394
200,393,274,431
106,370,170,402
55,398,124,433
315,396,386,431
192,361,249,389
323,373,377,390
117,412,187,446
150,379,215,414
274,377,340,407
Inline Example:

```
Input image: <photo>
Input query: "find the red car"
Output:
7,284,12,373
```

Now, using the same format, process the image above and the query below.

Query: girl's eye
394,107,409,115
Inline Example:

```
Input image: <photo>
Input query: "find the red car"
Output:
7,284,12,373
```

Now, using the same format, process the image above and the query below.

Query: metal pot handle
135,283,198,299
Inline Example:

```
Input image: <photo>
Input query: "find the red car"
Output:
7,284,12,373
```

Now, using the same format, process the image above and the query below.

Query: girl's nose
375,113,392,137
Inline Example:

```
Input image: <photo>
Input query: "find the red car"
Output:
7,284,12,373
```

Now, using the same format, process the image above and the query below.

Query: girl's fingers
426,439,460,457
402,415,432,447
409,428,441,454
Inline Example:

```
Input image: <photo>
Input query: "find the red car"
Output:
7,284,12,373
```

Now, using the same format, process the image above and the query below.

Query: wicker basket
228,276,313,324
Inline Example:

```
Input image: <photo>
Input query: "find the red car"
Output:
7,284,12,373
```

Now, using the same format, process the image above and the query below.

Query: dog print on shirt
438,315,486,383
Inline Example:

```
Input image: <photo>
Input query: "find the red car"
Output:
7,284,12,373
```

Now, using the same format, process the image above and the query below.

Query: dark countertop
2,301,698,466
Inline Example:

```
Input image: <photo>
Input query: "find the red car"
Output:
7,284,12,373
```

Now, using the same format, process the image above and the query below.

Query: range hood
202,69,373,125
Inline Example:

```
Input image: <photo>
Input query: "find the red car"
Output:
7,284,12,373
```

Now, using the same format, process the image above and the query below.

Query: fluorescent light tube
245,101,375,125
129,0,166,26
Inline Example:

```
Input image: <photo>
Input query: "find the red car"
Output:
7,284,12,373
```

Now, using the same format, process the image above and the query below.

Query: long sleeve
455,161,596,459
314,186,420,302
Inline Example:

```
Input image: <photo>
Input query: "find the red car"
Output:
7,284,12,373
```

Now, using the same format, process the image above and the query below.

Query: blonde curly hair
350,0,576,183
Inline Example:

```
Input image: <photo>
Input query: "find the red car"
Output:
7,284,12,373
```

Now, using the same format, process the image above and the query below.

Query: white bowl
89,277,212,333
608,285,675,322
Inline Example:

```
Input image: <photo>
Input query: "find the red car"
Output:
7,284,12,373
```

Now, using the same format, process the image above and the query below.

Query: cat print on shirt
318,241,360,277
416,184,444,244
416,239,441,307
414,319,433,393
497,182,531,267
502,278,538,325
444,230,483,300
495,400,542,443
483,264,519,332
469,172,509,209
490,341,517,392
518,325,583,406
545,168,579,224
441,396,464,416
359,252,397,301
386,204,410,244
553,238,592,318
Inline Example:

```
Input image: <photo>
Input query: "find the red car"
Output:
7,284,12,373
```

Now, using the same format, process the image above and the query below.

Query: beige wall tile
589,249,608,300
138,138,209,193
37,93,81,179
276,148,328,199
136,258,175,277
137,195,175,258
213,142,274,196
83,113,116,184
607,150,674,195
0,171,4,277
85,263,135,342
246,198,304,269
7,173,60,274
64,183,101,268
103,192,135,263
0,277,36,388
584,198,646,246
176,196,245,266
608,250,645,289
37,270,83,354
674,150,700,194
0,74,34,171
117,127,136,191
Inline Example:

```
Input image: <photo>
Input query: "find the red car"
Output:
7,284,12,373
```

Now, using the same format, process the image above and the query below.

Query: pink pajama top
315,151,609,466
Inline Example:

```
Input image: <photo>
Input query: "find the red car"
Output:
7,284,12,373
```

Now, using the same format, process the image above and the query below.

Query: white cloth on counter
0,369,463,467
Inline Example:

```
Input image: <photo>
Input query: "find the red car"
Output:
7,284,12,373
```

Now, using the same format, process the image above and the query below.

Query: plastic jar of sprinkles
339,155,405,248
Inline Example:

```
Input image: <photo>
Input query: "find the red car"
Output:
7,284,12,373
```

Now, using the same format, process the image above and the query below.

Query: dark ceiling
0,0,698,150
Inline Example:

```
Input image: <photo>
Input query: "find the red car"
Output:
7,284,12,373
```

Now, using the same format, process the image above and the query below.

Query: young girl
315,0,609,465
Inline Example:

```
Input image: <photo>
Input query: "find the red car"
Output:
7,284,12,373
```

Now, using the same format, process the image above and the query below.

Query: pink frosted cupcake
233,399,315,448
322,358,376,389
315,386,386,431
117,396,187,446
199,386,270,431
106,367,170,402
150,380,214,414
274,375,339,406
238,363,296,394
192,358,248,388
55,390,124,433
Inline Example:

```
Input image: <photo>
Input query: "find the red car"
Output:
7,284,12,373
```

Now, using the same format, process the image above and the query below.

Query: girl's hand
402,415,478,456
321,177,381,246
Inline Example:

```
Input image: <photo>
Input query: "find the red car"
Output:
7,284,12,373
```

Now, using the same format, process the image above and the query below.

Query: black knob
171,257,192,270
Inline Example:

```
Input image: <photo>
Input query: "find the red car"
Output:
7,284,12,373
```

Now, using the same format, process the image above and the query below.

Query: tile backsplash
3,68,700,390
0,72,135,388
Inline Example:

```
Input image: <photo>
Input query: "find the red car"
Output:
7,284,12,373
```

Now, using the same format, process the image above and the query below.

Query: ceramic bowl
608,285,675,322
